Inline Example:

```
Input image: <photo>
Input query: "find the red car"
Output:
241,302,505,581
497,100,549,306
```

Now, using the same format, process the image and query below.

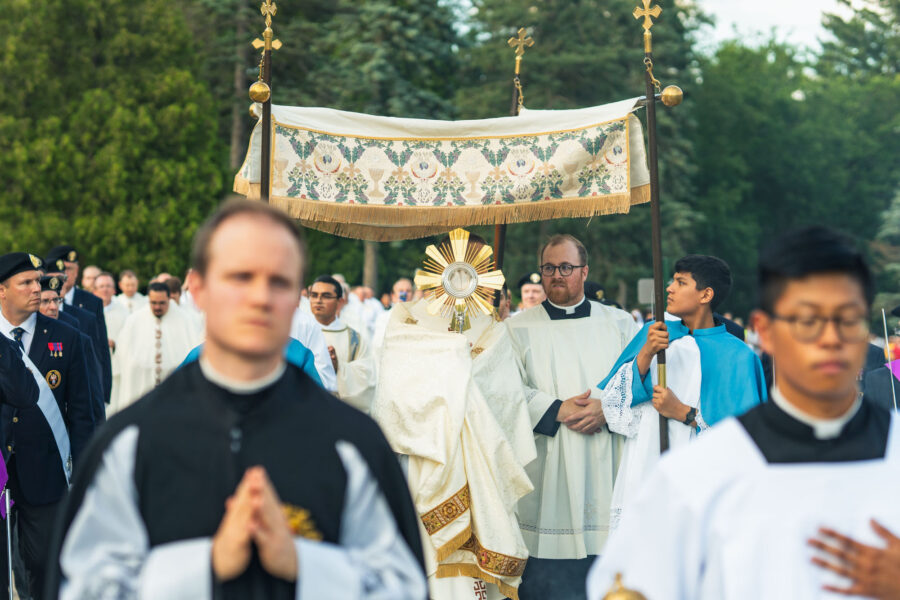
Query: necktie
11,327,25,350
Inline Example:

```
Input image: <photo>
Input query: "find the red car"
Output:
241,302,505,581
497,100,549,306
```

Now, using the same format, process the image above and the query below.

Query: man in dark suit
0,253,96,597
45,246,112,407
39,276,105,425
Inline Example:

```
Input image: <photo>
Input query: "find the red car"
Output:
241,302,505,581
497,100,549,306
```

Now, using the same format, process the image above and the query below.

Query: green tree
0,0,229,279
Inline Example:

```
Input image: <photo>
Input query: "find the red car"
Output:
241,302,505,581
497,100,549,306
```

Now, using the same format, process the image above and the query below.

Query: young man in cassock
588,226,898,600
308,275,376,413
505,234,640,600
46,200,426,599
598,255,765,530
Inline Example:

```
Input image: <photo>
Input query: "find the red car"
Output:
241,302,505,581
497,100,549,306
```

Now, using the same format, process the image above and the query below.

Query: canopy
234,98,650,241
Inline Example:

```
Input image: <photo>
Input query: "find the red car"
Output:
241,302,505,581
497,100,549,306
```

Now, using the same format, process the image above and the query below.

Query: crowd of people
0,200,896,599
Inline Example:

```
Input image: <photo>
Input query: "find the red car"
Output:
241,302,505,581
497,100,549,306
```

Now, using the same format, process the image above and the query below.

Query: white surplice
372,300,535,600
110,306,201,414
320,317,376,413
506,301,640,559
290,307,337,392
600,334,702,532
587,415,900,600
114,292,148,314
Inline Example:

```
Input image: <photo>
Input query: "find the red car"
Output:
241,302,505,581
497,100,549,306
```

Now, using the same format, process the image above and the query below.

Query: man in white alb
111,281,201,413
115,270,147,313
506,234,639,600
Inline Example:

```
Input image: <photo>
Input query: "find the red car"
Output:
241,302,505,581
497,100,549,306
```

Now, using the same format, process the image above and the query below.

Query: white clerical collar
771,386,862,440
64,287,75,305
320,317,345,332
199,357,287,395
546,295,587,315
0,310,36,338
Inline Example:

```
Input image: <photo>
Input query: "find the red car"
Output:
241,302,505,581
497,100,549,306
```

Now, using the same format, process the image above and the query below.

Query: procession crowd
0,200,897,599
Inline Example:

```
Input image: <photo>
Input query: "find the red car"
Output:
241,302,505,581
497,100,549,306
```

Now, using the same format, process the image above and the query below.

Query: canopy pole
634,0,682,453
495,28,534,306
249,1,282,204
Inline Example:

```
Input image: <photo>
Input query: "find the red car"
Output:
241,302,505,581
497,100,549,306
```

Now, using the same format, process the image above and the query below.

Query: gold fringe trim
235,177,650,241
434,524,473,563
436,564,520,600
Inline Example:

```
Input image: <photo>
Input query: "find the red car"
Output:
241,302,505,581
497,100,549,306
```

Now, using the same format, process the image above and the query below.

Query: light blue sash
20,352,72,484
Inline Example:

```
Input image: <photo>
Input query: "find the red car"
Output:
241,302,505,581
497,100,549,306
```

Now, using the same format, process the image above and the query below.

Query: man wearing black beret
0,252,95,597
44,246,112,407
516,271,546,314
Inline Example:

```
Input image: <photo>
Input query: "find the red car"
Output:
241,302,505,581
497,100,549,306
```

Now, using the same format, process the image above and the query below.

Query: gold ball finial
249,81,271,103
661,85,683,107
603,573,648,600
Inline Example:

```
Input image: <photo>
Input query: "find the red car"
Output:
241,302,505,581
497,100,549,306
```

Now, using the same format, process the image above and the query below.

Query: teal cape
180,338,324,388
597,319,766,427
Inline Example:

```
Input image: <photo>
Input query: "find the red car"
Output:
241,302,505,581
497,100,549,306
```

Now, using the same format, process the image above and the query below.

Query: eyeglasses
539,263,586,277
308,292,338,300
771,313,869,343
40,298,63,307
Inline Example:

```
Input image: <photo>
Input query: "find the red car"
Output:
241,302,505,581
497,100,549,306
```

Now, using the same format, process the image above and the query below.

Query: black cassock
46,361,426,599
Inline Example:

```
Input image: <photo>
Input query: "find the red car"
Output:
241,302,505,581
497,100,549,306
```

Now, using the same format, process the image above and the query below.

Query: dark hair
191,199,305,277
312,275,343,299
673,255,732,311
165,277,182,295
147,282,170,296
539,234,588,266
757,225,874,314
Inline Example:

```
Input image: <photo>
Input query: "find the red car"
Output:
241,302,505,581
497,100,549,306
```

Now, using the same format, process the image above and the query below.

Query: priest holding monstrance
372,229,537,600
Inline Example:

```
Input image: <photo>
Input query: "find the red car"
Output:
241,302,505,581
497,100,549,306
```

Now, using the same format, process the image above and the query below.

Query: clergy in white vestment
92,272,128,347
372,234,537,600
598,256,765,532
290,306,337,392
371,277,413,353
505,234,639,600
308,276,376,413
588,226,900,600
114,269,148,313
110,282,201,413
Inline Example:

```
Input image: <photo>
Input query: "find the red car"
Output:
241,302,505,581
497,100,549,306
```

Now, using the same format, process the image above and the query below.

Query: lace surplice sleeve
600,361,644,438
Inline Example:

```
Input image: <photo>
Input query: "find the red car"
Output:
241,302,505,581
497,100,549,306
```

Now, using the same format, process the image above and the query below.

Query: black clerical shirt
738,394,891,463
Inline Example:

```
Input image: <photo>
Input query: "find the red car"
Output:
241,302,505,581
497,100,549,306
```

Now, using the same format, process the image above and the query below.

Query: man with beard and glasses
505,234,639,600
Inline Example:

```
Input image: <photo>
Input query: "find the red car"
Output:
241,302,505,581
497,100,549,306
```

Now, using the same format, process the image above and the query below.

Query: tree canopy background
1,0,897,320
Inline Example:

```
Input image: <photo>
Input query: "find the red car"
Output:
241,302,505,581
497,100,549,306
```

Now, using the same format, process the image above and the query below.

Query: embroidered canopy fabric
234,98,651,241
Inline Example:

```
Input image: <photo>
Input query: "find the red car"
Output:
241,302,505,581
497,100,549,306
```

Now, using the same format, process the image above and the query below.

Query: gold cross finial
507,28,534,58
633,0,662,31
252,37,283,52
253,0,281,53
261,0,277,27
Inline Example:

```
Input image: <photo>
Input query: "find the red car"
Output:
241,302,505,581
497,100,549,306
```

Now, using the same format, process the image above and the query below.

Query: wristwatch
683,407,697,426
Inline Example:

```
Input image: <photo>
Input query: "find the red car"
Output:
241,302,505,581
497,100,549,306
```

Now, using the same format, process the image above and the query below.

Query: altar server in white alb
598,255,766,531
505,234,639,599
111,281,201,413
589,226,900,600
308,275,376,413
46,200,426,599
372,231,536,600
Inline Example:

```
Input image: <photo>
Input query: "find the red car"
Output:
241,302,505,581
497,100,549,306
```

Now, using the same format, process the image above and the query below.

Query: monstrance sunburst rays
414,228,505,325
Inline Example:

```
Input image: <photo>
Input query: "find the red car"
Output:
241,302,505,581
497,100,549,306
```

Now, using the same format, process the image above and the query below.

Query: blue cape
598,319,766,426
180,338,323,388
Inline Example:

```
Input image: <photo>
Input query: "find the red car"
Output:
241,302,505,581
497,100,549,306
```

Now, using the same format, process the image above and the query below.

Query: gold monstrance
414,229,505,332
